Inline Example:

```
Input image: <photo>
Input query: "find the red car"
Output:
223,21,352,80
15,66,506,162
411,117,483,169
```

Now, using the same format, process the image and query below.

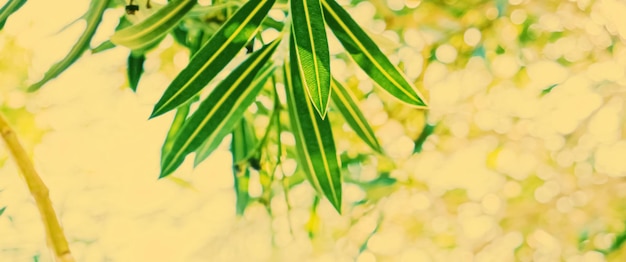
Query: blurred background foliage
1,0,626,261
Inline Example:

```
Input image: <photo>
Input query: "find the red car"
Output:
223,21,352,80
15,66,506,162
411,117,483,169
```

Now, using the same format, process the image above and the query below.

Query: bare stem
0,113,74,262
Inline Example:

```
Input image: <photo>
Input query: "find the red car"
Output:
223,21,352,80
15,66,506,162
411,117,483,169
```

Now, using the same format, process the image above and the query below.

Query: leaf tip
26,82,43,92
330,200,342,214
149,108,162,119
158,170,171,179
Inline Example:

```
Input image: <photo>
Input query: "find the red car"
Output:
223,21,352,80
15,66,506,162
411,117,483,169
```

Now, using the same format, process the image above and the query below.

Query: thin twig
0,113,74,262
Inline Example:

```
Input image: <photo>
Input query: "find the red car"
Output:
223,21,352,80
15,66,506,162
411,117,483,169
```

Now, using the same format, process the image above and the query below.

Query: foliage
4,0,626,260
2,0,427,213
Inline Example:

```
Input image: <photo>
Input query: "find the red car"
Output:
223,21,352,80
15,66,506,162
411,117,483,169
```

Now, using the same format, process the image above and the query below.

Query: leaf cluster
1,0,428,213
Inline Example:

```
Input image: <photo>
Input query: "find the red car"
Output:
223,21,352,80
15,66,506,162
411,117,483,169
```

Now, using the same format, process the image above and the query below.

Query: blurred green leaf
28,0,110,92
330,79,382,153
290,0,331,118
322,0,427,108
285,38,342,213
0,0,26,30
230,119,257,216
150,0,276,118
127,52,145,92
159,40,280,178
413,123,436,153
496,45,505,54
111,0,197,50
540,83,558,96
194,63,276,166
0,206,5,216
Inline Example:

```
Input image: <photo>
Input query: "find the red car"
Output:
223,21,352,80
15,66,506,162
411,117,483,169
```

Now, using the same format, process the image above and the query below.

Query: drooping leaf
290,0,331,118
28,0,110,92
150,0,276,118
194,63,275,166
127,52,145,92
231,118,257,216
0,0,26,30
159,39,280,178
330,78,382,153
284,38,342,213
322,0,427,107
110,0,197,51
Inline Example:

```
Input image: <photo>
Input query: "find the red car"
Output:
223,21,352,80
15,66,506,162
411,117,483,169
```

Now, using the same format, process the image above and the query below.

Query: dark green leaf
193,63,275,166
28,0,111,92
111,0,197,50
150,0,276,118
290,0,331,118
127,52,145,92
322,0,427,107
161,100,194,166
330,79,382,153
0,206,5,216
413,123,436,153
159,39,280,178
0,0,26,30
284,37,342,213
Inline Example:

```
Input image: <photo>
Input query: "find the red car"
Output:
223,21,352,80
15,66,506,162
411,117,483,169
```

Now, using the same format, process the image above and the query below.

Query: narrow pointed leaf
0,206,5,216
322,0,427,107
91,15,133,54
290,0,331,118
110,0,197,51
284,39,342,213
127,52,145,92
231,119,257,216
160,101,193,166
28,0,110,92
160,40,280,178
194,63,275,166
0,0,26,30
91,40,116,54
330,79,382,153
150,0,276,118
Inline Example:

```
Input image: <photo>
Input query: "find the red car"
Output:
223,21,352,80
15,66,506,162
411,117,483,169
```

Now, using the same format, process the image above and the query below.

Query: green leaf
91,15,133,54
284,38,342,213
0,206,5,216
161,101,193,166
330,79,382,153
413,123,436,153
231,118,257,216
110,0,197,51
322,0,427,108
290,0,331,118
159,39,280,178
127,52,145,92
150,0,276,118
27,0,110,92
91,40,116,54
194,63,275,166
0,0,26,30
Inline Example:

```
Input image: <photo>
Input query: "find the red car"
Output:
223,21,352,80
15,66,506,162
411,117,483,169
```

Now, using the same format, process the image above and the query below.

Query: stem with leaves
0,113,74,262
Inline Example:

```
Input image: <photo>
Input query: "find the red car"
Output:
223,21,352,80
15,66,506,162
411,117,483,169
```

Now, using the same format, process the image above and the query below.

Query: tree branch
0,113,74,262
